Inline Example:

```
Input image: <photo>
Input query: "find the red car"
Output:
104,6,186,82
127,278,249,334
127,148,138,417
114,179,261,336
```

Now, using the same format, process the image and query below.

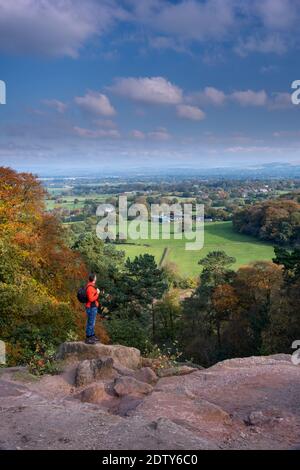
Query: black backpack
77,285,88,304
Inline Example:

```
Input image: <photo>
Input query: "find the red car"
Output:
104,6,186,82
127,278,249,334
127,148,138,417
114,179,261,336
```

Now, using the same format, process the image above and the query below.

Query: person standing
85,273,100,344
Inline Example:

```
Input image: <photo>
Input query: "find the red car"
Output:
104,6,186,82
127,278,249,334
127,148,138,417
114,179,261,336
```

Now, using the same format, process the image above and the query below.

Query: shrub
144,341,183,371
105,316,150,353
28,343,62,376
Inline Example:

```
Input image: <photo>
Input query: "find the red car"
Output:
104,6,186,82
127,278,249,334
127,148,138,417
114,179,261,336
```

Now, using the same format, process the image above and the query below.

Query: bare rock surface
79,383,112,404
57,342,141,370
114,376,153,397
75,357,115,387
157,365,198,378
134,367,158,385
1,349,300,450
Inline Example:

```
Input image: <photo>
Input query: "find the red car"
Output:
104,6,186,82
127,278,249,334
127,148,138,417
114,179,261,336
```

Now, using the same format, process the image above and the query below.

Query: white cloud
176,104,205,121
268,92,294,110
189,86,269,108
42,99,67,113
235,34,287,56
254,0,297,30
74,126,120,138
273,130,300,138
135,0,236,42
0,0,128,57
131,129,146,139
131,0,300,58
0,0,299,60
203,87,226,106
230,89,267,107
149,36,188,53
148,127,171,140
109,76,183,105
260,65,278,74
75,91,116,116
131,128,171,140
188,86,226,106
225,145,284,154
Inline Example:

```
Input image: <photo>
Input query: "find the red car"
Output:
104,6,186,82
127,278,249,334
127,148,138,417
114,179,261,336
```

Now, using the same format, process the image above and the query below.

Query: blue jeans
85,306,98,337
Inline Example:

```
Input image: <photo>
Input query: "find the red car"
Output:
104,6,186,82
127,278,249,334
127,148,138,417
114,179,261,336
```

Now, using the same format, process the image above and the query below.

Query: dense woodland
233,197,300,246
1,167,300,370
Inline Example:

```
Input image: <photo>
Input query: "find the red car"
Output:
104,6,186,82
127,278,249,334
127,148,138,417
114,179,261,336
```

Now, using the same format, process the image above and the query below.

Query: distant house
103,206,115,213
151,214,171,223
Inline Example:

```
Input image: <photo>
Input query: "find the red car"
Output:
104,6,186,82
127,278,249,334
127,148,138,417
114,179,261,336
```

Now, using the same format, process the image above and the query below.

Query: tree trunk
152,304,156,341
217,321,221,351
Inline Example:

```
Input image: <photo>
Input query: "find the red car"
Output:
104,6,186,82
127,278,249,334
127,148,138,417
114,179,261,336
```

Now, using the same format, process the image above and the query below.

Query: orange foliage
235,261,283,293
0,167,108,343
212,283,239,314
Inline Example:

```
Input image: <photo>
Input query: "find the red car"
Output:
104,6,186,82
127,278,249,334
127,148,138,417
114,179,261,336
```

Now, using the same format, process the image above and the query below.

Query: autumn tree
227,261,283,357
181,251,236,365
0,167,94,364
233,198,300,245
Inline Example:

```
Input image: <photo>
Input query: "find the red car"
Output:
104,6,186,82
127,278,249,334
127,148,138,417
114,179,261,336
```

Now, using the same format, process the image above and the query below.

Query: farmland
114,221,274,277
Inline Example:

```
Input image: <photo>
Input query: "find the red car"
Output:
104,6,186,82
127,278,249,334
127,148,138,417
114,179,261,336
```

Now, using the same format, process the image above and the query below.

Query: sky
0,0,300,175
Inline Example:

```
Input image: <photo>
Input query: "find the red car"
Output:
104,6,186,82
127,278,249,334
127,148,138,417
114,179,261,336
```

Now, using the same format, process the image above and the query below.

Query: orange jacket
85,282,99,308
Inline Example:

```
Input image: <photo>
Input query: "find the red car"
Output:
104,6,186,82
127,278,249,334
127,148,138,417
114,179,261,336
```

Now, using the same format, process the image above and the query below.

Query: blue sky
0,0,300,175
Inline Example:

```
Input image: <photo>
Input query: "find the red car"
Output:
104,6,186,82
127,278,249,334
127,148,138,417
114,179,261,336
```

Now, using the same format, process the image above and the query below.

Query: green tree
153,290,182,343
113,254,168,339
72,232,125,312
273,246,300,280
263,247,300,354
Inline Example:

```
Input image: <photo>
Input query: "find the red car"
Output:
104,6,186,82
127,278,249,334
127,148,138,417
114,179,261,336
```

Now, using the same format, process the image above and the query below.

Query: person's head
88,273,97,284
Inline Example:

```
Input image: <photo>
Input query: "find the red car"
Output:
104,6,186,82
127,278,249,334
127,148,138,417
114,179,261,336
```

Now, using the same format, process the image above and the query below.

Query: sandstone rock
183,362,205,370
209,354,292,371
157,365,197,378
117,396,144,416
113,364,135,377
135,367,158,385
150,417,218,450
246,411,272,426
2,349,300,450
141,357,154,368
75,357,115,387
105,416,218,450
57,342,141,370
114,376,153,397
80,383,110,404
194,399,232,425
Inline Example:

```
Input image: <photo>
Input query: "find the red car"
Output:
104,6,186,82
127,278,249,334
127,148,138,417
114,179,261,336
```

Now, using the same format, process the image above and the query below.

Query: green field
115,221,275,277
45,194,112,211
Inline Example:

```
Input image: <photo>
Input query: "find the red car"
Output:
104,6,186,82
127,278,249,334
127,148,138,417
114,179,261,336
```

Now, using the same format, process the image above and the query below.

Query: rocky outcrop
114,376,153,397
135,367,158,385
1,346,300,450
75,357,115,387
80,383,111,404
157,365,198,378
57,342,141,370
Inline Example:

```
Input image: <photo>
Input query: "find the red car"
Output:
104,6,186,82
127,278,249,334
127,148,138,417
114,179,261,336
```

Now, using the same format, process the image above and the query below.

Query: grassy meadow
115,221,275,277
45,194,112,211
